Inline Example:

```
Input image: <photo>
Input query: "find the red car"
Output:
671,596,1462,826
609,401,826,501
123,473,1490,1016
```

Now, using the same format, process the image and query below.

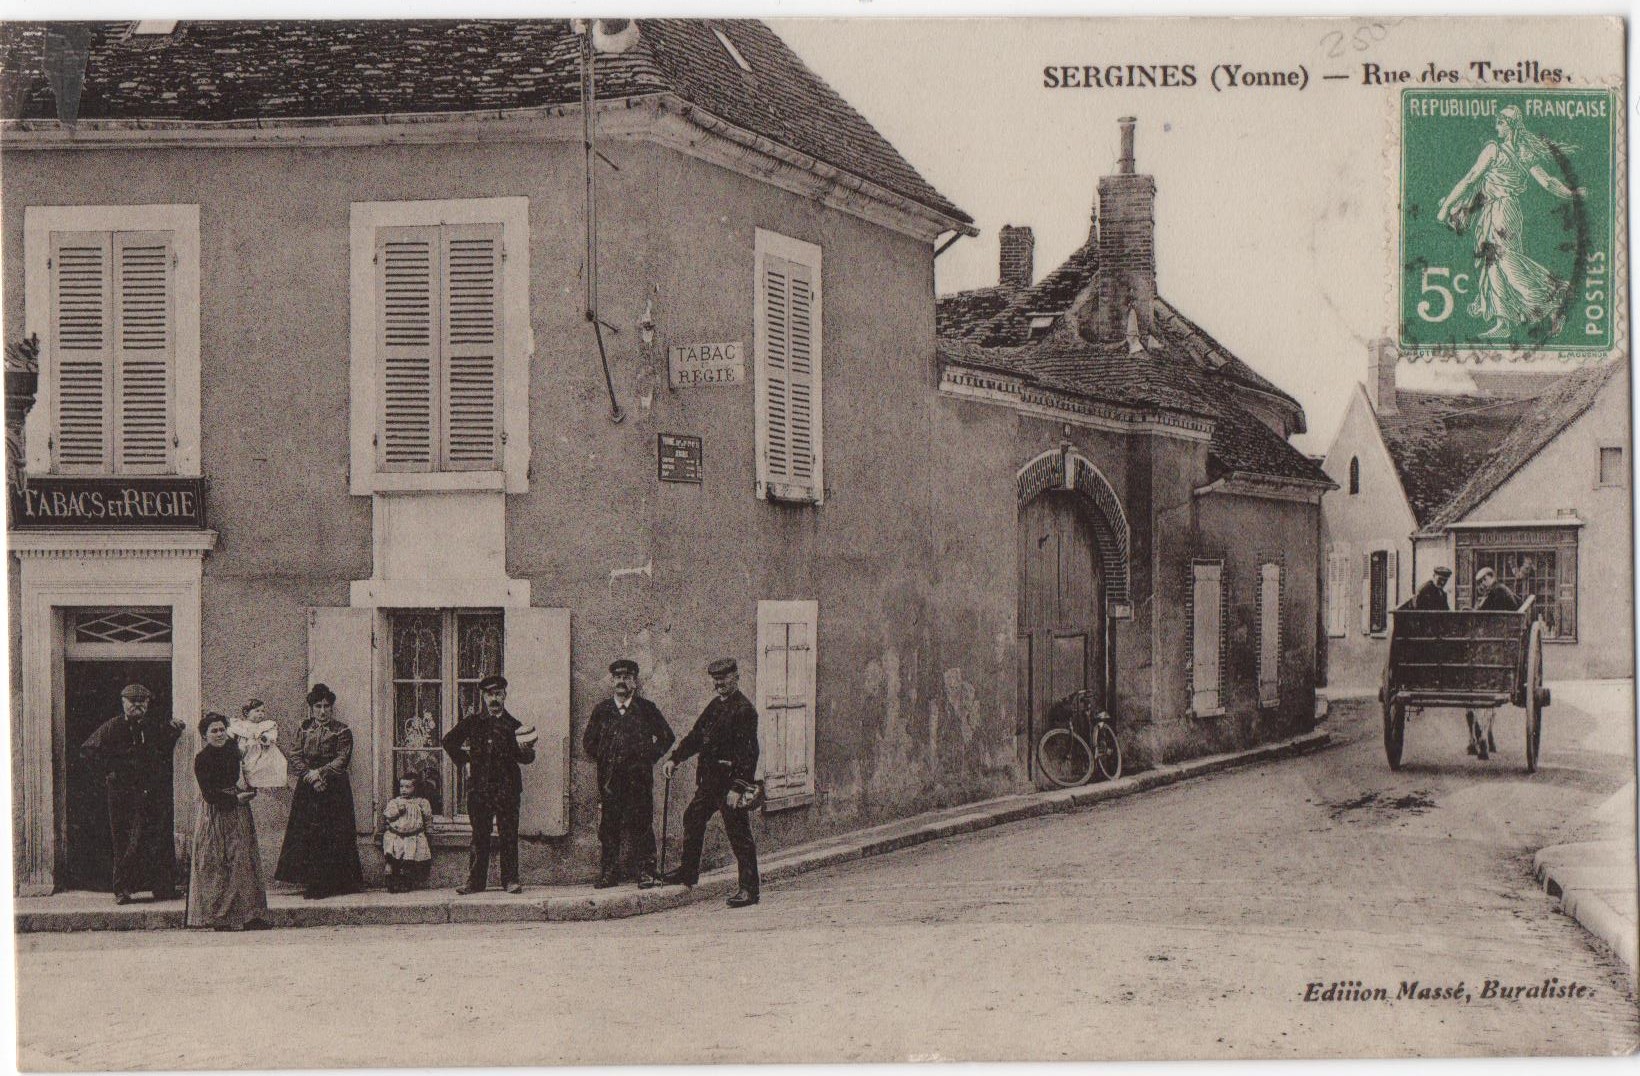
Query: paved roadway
16,691,1637,1067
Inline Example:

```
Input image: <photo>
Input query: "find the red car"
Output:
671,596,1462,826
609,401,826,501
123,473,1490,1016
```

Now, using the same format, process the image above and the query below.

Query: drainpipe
581,24,624,424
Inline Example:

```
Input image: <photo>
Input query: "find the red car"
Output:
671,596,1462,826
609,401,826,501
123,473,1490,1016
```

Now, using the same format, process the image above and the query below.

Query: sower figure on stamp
649,658,762,908
81,683,185,904
1413,566,1453,610
443,675,537,895
583,659,674,888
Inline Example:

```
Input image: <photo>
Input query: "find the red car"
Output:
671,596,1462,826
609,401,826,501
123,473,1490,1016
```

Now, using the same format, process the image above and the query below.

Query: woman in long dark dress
274,684,363,899
187,713,269,931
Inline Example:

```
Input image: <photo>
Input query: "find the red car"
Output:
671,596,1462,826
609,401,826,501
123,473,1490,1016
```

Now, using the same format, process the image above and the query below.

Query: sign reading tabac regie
1399,89,1616,353
657,434,704,484
668,342,744,387
9,476,208,530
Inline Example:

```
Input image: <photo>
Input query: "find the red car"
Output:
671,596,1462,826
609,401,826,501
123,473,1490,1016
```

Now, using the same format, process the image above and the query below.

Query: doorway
1018,492,1105,783
60,608,174,892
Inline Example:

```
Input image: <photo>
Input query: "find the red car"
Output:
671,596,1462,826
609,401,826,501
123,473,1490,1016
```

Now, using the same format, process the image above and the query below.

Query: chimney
1093,117,1157,342
1368,338,1399,415
998,225,1035,290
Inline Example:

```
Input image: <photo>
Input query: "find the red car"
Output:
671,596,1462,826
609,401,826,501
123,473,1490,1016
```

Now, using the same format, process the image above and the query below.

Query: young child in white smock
382,776,434,892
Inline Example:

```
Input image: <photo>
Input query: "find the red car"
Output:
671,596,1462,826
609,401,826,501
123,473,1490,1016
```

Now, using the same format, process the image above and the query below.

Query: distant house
937,118,1333,773
1319,341,1629,689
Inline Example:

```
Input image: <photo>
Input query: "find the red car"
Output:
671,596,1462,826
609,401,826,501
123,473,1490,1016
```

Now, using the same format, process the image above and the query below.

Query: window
755,600,818,807
1362,548,1397,635
1599,446,1624,487
754,229,824,504
1348,456,1360,495
349,198,531,494
388,609,504,820
1455,527,1579,641
1189,562,1224,716
24,205,200,476
1324,548,1351,638
1258,563,1281,707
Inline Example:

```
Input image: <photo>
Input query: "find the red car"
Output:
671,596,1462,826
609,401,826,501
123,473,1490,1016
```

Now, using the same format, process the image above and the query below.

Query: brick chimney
1093,117,1157,342
1367,337,1399,415
998,225,1035,290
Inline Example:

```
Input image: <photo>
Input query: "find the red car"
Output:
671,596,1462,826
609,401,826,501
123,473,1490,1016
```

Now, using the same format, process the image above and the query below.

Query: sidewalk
1534,781,1638,985
16,728,1330,933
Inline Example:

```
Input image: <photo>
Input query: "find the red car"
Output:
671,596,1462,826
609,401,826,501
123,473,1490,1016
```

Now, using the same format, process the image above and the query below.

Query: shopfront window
388,609,503,820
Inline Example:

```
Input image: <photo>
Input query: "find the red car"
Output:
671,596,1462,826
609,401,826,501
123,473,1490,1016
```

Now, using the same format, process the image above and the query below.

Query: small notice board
658,434,704,484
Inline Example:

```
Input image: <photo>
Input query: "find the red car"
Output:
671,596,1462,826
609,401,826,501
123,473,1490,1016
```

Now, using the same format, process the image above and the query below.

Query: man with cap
81,682,187,904
648,658,761,908
583,659,674,887
1473,566,1522,612
1413,566,1453,610
443,674,536,894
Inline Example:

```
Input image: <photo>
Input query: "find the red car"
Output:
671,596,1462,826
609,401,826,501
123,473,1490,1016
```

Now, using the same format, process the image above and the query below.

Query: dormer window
1028,315,1056,339
713,28,753,73
132,20,178,35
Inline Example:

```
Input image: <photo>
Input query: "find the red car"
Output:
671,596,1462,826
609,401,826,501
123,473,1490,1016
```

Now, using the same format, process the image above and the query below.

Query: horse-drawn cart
1379,595,1550,772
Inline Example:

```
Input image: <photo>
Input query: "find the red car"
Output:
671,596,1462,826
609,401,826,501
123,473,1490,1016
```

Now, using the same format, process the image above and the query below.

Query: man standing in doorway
1413,566,1453,610
443,675,536,894
81,683,186,904
584,659,674,888
651,658,761,908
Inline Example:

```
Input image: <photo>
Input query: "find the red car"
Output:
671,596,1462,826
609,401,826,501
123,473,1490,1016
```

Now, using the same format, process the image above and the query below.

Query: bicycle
1035,689,1122,788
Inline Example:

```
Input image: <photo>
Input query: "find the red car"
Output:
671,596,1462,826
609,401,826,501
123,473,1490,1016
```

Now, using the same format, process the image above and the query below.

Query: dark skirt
187,800,268,928
274,777,363,894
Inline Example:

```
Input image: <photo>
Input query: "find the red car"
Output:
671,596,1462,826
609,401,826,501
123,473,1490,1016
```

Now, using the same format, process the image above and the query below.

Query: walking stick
657,770,673,878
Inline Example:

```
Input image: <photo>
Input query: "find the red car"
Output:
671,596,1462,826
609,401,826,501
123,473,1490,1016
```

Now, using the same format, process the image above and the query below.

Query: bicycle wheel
1091,722,1122,782
1038,728,1094,788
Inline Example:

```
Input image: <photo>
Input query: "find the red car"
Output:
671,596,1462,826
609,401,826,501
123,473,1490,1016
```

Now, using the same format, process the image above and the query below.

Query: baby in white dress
227,698,289,789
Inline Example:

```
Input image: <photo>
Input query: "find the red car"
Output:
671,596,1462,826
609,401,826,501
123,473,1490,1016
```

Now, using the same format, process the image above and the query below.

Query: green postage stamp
1400,89,1617,353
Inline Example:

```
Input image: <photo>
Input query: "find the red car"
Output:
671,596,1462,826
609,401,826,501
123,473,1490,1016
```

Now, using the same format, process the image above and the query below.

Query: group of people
1411,563,1525,761
77,655,766,930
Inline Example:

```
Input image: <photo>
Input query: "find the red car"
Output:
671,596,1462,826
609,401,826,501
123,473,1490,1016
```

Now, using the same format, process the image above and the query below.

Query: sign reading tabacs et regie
9,476,208,529
669,342,744,387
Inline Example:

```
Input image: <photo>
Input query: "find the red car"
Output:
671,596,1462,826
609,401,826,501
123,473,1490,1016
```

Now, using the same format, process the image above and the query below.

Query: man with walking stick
645,658,762,908
583,658,673,887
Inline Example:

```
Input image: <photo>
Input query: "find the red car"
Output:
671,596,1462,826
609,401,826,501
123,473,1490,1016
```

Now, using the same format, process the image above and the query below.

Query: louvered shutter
1360,551,1372,635
1258,563,1281,706
1191,563,1222,714
377,226,438,470
759,253,821,503
1385,550,1399,617
1325,550,1349,638
755,600,817,804
441,224,502,469
113,231,175,472
51,231,114,472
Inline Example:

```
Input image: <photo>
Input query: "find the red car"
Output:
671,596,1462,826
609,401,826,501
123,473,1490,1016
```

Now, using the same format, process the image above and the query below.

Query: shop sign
657,434,704,484
9,476,207,530
668,342,744,387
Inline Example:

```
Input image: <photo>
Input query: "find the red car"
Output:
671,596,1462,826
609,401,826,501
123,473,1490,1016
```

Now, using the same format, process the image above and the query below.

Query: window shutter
1191,564,1222,714
1386,549,1399,617
1259,563,1281,706
440,224,501,469
758,250,822,503
377,226,438,470
756,599,818,804
113,231,175,472
507,607,571,838
51,230,114,472
1360,551,1372,635
307,607,378,836
1324,551,1346,638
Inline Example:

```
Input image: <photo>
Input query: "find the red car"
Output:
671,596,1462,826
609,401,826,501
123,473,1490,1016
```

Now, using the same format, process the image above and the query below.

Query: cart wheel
1381,661,1405,770
1525,619,1545,773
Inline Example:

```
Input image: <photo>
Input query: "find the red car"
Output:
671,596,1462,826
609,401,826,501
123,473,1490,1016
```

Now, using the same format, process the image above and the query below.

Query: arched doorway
1018,492,1105,782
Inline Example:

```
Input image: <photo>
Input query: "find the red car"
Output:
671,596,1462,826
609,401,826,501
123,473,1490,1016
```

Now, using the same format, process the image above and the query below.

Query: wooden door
1018,493,1105,778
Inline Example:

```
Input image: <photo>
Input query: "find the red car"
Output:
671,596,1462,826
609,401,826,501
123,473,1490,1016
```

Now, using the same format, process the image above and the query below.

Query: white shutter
51,230,114,472
1360,551,1372,635
377,226,438,470
1191,564,1222,714
757,241,823,504
1386,549,1400,615
441,224,501,469
506,607,571,838
756,599,818,804
1325,551,1348,638
1259,563,1281,706
113,231,175,472
307,607,378,836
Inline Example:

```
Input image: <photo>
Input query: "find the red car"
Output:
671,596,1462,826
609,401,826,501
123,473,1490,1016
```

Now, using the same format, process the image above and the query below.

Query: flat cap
609,659,639,676
1433,566,1452,578
120,683,153,701
477,674,509,692
707,657,738,676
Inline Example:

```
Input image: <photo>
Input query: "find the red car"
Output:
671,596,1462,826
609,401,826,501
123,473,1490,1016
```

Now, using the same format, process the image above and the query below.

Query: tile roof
1374,389,1532,527
936,284,1022,339
1421,359,1622,531
0,19,969,227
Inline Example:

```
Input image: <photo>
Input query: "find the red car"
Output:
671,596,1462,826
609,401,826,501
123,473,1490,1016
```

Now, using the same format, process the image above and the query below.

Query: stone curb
16,728,1331,934
1533,844,1639,983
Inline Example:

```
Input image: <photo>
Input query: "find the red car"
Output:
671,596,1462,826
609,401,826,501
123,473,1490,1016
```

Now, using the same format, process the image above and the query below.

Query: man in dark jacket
583,658,674,887
649,658,761,908
443,674,536,894
1412,566,1452,610
81,683,186,904
1474,566,1522,611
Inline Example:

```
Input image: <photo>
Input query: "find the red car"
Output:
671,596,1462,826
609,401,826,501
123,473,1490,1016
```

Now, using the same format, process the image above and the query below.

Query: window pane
391,613,441,680
1600,446,1624,486
1473,549,1561,636
394,750,445,817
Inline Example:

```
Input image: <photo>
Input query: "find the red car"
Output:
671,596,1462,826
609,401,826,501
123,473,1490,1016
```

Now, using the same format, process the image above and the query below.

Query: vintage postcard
1,13,1633,1067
